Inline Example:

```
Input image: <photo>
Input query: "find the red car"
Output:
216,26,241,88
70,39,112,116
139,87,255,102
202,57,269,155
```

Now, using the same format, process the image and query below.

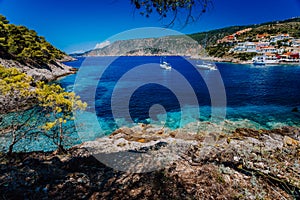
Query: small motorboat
196,62,217,70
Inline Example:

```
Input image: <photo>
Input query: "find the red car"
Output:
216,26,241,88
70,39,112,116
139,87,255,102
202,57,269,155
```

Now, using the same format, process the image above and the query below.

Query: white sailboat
160,57,172,70
195,34,217,71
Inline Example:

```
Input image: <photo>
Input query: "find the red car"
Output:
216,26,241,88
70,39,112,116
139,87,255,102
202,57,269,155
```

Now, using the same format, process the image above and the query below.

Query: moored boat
196,62,217,70
253,54,279,65
160,57,172,70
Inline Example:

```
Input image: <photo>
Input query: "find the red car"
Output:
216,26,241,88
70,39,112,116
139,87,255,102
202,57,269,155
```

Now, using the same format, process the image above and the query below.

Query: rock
116,142,126,147
233,156,240,162
169,131,177,138
51,157,62,165
0,57,76,113
224,175,231,184
42,186,48,193
254,162,265,169
136,138,146,143
292,107,298,112
2,125,300,199
283,136,299,146
77,178,84,183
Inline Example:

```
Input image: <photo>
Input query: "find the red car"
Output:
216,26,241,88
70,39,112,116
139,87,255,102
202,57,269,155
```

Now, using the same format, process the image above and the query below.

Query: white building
244,42,257,52
259,47,278,54
233,42,257,53
291,39,300,47
270,34,290,43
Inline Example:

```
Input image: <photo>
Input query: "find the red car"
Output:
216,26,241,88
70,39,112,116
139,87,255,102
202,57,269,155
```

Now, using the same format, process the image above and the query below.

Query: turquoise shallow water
60,56,300,132
1,56,300,152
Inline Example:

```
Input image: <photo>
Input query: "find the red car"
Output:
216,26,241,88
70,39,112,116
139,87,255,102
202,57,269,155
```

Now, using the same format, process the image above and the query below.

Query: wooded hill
0,15,66,66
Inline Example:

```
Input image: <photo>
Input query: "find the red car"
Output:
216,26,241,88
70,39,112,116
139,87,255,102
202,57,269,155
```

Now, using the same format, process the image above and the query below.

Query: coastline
73,55,300,65
0,56,77,114
0,56,77,82
1,56,300,198
190,55,300,65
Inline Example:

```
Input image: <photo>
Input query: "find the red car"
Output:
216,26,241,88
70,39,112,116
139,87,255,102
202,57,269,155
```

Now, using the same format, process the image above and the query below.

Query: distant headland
72,17,300,65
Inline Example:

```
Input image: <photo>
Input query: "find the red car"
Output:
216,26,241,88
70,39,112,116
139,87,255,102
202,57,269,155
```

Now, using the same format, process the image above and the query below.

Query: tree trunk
58,121,64,152
8,141,15,155
7,132,17,155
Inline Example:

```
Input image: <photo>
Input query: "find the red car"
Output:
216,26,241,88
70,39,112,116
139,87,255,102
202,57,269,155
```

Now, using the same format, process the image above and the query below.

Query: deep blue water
59,56,300,135
2,56,300,152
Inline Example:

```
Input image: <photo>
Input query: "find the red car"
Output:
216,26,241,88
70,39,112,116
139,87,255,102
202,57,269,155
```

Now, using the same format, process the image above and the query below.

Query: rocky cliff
0,56,75,82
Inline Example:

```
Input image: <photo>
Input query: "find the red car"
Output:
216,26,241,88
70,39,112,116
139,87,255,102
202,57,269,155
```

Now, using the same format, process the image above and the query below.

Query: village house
220,30,299,63
256,33,269,40
279,52,300,62
256,42,270,48
217,28,252,44
231,42,257,52
217,34,236,44
259,46,278,54
291,39,300,47
269,34,291,43
277,47,286,54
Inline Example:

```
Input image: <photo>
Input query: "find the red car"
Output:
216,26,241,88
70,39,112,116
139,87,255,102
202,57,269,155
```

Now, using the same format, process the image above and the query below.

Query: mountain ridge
76,17,300,57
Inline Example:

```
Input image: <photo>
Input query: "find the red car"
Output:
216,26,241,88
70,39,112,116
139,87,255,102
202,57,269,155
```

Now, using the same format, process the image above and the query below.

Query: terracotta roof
265,53,276,56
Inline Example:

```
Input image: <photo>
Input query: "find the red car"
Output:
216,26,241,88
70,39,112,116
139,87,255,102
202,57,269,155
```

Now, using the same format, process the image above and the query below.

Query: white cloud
95,41,111,49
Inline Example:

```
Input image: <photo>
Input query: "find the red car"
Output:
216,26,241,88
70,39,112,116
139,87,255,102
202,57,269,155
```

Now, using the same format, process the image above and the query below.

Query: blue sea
60,56,300,136
2,56,300,152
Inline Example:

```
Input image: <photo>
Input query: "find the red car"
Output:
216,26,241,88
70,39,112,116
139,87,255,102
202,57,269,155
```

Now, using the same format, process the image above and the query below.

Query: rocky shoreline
0,56,76,82
1,125,299,199
0,56,77,114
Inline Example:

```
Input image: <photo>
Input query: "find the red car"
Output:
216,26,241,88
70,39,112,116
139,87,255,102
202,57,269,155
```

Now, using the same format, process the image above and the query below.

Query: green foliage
235,22,300,41
206,44,232,57
0,14,66,65
0,66,87,153
233,52,257,61
0,65,33,96
35,82,87,151
189,26,246,47
131,0,212,26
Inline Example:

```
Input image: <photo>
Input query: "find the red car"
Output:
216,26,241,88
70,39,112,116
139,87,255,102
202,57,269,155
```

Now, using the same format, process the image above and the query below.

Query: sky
0,0,299,53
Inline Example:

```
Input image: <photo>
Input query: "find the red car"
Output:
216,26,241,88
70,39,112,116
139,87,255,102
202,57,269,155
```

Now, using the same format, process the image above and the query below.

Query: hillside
84,36,201,57
82,17,300,58
189,26,249,47
205,18,300,60
189,17,300,47
0,14,74,81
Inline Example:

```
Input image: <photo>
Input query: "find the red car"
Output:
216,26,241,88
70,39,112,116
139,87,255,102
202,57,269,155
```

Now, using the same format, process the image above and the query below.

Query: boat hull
196,64,217,70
